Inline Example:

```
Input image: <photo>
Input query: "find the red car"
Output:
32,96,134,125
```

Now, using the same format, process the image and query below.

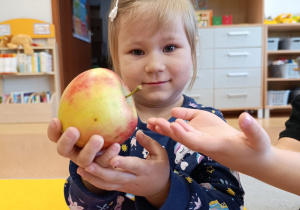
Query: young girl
47,0,245,209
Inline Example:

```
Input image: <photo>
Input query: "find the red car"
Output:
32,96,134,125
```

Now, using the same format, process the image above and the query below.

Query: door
52,0,92,93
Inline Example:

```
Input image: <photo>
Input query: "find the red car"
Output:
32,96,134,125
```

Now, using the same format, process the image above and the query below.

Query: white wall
0,0,52,23
265,0,300,19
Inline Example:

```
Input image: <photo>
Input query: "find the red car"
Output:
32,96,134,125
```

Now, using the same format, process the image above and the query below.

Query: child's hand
47,118,122,194
77,130,170,208
47,118,105,168
147,107,272,175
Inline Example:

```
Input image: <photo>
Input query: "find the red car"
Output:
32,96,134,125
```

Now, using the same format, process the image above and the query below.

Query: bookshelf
0,18,60,123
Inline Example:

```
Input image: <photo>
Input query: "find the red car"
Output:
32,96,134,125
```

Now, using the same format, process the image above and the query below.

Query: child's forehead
118,16,184,39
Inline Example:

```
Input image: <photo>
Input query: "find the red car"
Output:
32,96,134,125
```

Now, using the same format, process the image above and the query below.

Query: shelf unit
0,19,60,123
184,0,265,117
264,24,300,118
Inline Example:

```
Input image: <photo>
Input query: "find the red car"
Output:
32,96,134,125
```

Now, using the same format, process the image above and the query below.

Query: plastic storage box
279,37,300,50
267,90,290,106
267,38,279,51
269,63,300,78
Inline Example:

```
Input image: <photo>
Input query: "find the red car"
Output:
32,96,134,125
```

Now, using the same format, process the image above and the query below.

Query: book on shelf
0,53,18,73
1,91,51,104
0,52,53,74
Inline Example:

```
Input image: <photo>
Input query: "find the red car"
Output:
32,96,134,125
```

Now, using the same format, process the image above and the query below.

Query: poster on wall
73,0,91,43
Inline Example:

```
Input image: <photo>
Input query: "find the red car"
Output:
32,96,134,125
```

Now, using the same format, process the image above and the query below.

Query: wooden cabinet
0,19,60,123
264,24,300,118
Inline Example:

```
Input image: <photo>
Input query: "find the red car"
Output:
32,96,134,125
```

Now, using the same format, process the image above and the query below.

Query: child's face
117,17,192,107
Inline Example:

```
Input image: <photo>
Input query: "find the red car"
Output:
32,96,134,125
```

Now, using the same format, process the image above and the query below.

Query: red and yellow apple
58,68,140,149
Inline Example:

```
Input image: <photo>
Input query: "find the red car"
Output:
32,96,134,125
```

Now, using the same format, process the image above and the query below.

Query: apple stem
125,85,142,98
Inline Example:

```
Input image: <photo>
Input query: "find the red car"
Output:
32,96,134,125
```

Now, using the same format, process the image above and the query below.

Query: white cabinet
184,26,263,115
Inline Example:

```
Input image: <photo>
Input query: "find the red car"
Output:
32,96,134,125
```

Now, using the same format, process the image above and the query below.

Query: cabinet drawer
184,89,214,107
214,48,262,69
191,70,214,89
214,68,261,88
214,27,262,48
197,49,213,69
214,88,261,109
198,28,214,49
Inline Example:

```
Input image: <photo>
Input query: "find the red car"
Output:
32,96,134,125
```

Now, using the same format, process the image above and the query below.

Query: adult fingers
47,118,62,143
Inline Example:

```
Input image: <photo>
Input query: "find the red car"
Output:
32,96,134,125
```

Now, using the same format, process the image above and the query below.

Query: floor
0,112,299,209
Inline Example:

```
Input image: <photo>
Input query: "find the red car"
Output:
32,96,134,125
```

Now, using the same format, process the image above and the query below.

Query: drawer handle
228,52,249,57
228,31,250,36
187,94,202,99
227,93,248,98
227,72,249,77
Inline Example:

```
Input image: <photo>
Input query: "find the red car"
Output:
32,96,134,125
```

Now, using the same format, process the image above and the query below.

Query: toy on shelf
213,16,222,25
264,13,300,24
0,35,13,48
195,10,213,27
222,15,232,25
5,34,34,55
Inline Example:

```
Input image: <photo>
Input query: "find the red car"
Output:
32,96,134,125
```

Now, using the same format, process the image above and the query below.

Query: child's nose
145,54,165,73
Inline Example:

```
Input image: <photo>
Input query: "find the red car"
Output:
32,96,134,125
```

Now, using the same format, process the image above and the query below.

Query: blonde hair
108,0,198,89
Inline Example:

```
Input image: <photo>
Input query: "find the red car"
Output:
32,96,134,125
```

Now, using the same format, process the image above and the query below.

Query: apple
58,68,141,149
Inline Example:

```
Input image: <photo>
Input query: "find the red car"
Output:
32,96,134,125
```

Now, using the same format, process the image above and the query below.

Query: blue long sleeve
63,95,244,210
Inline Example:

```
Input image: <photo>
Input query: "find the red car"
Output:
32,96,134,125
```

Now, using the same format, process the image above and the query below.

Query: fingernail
85,165,95,173
66,129,75,139
50,119,57,129
242,114,252,127
112,161,119,168
77,167,84,175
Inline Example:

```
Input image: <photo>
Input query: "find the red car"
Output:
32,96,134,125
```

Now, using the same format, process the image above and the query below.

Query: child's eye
163,45,176,52
131,49,144,56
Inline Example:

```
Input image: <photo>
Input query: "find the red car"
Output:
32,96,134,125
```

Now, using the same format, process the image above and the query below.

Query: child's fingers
77,167,123,191
171,107,198,121
84,163,136,184
47,118,62,143
110,155,146,175
147,118,175,138
169,122,204,151
136,130,168,158
94,143,120,168
77,135,104,167
56,127,80,159
238,112,270,151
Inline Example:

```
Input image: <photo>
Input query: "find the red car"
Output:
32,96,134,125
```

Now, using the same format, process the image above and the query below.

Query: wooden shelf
0,93,58,123
0,46,54,51
266,24,300,31
0,73,55,76
268,50,300,55
265,104,292,110
267,78,300,82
